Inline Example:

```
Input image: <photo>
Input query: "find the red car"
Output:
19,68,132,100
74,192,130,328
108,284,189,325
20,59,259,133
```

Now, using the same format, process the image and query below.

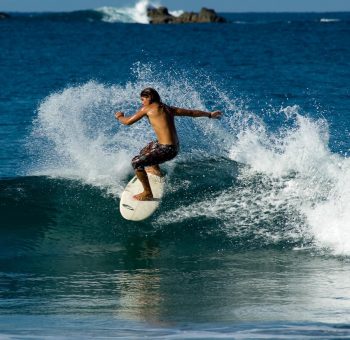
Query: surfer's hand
210,111,222,119
115,111,124,120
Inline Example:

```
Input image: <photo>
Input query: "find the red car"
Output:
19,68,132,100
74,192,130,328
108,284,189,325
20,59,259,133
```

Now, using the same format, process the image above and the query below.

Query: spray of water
28,64,232,192
229,106,350,254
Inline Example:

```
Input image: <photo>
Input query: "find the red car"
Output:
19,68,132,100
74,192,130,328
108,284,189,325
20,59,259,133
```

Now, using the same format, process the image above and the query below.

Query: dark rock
198,8,226,23
0,12,10,20
147,6,226,24
147,6,174,24
177,12,199,23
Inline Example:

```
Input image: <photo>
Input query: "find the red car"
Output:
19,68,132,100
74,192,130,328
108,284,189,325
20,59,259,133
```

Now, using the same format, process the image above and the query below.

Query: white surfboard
120,173,166,221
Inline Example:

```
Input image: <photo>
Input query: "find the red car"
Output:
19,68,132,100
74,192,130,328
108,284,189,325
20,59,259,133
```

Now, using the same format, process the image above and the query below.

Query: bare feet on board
133,191,154,201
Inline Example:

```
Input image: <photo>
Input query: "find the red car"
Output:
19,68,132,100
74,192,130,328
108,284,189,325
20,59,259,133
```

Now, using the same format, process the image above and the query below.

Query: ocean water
1,1,350,338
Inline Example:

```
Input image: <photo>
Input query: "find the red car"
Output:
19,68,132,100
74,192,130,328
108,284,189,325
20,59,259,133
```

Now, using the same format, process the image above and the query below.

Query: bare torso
116,98,221,145
146,103,178,145
115,96,222,200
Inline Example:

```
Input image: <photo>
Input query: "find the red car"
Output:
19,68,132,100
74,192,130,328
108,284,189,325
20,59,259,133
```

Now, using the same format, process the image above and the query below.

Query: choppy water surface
1,2,350,338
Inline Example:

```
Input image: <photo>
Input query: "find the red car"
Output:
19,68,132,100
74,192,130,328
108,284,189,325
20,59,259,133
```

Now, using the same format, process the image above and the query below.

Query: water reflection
111,245,350,324
2,177,350,325
114,236,163,324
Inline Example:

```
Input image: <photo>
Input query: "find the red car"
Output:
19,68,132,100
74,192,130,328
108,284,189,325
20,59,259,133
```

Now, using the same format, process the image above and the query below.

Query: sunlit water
1,4,350,339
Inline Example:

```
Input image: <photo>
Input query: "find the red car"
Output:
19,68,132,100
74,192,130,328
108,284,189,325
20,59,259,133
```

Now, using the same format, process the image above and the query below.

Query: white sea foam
96,0,152,24
169,10,184,17
228,106,350,255
320,18,340,23
30,82,133,194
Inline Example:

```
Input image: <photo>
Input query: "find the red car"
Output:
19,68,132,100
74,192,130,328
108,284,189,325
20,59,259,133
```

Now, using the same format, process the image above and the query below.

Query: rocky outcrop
0,12,10,20
147,7,226,24
147,6,174,24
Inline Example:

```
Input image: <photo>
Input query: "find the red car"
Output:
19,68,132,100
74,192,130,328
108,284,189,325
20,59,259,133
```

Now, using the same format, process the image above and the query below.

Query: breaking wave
24,63,350,256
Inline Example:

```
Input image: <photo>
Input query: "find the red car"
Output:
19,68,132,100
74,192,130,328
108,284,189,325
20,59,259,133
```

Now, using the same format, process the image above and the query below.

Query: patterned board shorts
131,141,179,170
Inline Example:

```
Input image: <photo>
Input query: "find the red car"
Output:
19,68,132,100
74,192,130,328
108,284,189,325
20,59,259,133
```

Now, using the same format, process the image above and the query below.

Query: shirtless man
115,88,222,201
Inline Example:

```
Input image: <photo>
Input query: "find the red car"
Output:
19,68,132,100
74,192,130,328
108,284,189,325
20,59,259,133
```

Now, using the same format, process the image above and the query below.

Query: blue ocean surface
1,1,350,338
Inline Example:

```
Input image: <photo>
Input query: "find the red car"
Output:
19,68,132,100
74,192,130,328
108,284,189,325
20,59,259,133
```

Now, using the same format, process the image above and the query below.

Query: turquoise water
1,3,350,338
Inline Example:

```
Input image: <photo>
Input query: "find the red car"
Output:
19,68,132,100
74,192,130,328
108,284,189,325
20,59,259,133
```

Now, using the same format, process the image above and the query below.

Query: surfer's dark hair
140,87,161,104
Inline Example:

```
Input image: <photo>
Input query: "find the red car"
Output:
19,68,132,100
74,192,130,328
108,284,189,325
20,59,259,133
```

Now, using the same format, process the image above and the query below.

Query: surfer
115,88,222,201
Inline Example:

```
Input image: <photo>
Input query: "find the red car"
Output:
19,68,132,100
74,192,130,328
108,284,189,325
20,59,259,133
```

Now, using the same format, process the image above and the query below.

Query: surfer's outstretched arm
115,108,147,125
171,106,222,119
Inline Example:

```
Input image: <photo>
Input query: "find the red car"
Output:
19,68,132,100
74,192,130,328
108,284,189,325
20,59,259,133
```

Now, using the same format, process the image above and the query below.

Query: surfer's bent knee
131,156,146,171
131,141,179,171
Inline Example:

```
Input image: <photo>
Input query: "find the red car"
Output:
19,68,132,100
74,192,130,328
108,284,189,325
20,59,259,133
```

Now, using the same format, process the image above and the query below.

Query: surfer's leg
131,141,178,200
143,144,178,177
131,142,157,200
146,165,163,177
134,169,153,201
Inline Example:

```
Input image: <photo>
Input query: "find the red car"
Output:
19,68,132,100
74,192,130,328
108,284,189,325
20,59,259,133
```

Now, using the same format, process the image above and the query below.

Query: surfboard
119,173,166,221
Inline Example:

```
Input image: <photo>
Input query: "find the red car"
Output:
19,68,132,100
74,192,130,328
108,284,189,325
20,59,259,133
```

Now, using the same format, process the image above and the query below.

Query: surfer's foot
146,166,164,177
133,191,154,201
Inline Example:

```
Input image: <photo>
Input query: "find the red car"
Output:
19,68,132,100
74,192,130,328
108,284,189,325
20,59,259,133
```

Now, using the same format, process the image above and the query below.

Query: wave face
22,63,350,256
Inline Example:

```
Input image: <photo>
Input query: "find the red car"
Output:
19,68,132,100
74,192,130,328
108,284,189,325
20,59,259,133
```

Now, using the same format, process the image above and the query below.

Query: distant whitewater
96,0,183,24
96,0,152,24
